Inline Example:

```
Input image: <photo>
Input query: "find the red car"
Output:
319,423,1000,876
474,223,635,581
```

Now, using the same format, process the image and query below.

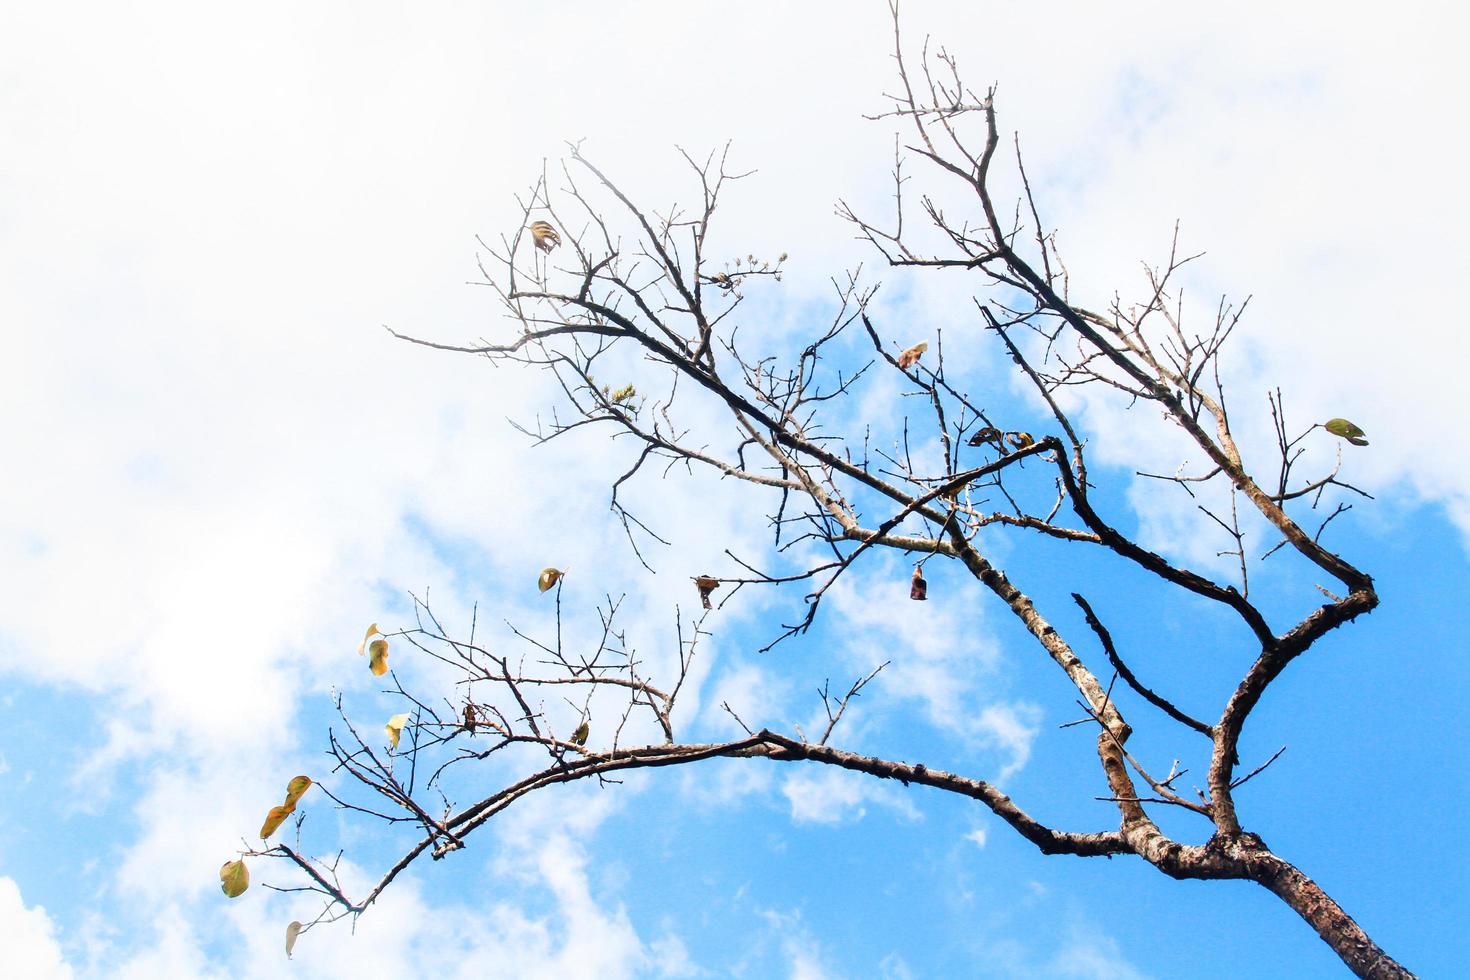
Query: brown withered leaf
910,564,928,601
530,220,561,253
693,574,720,610
967,426,1002,448
896,341,929,370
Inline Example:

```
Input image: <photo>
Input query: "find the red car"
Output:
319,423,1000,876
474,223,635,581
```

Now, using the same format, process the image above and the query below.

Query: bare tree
234,7,1411,977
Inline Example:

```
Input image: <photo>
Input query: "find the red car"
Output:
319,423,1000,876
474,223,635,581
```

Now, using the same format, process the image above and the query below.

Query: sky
2,1,1467,977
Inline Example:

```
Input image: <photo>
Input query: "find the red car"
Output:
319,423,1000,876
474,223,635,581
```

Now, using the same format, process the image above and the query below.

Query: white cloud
679,758,777,812
0,877,73,980
1046,924,1152,980
781,766,920,826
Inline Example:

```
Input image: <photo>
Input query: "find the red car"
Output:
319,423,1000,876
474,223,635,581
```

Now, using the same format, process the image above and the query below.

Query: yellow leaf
368,638,389,676
385,713,411,750
570,720,589,745
219,858,249,898
538,568,563,593
260,804,293,840
286,920,302,959
284,775,313,808
357,623,380,656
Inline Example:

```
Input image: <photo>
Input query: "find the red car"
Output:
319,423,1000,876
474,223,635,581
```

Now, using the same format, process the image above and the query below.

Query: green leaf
1325,418,1369,446
219,859,249,898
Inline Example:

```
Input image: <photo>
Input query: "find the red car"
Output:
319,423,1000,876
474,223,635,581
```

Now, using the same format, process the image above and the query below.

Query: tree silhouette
234,7,1409,977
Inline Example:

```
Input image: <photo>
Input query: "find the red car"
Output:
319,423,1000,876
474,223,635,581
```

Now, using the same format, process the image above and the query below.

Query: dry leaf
260,804,293,840
967,426,1002,448
910,564,928,601
286,920,302,959
538,567,563,593
357,623,380,656
530,220,561,253
219,859,249,898
1006,431,1035,449
368,638,389,676
385,713,411,751
693,574,720,610
570,719,589,745
463,704,477,734
896,341,929,370
284,775,313,808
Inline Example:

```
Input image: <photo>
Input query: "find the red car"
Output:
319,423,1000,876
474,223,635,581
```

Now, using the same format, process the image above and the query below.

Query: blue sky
3,2,1467,977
